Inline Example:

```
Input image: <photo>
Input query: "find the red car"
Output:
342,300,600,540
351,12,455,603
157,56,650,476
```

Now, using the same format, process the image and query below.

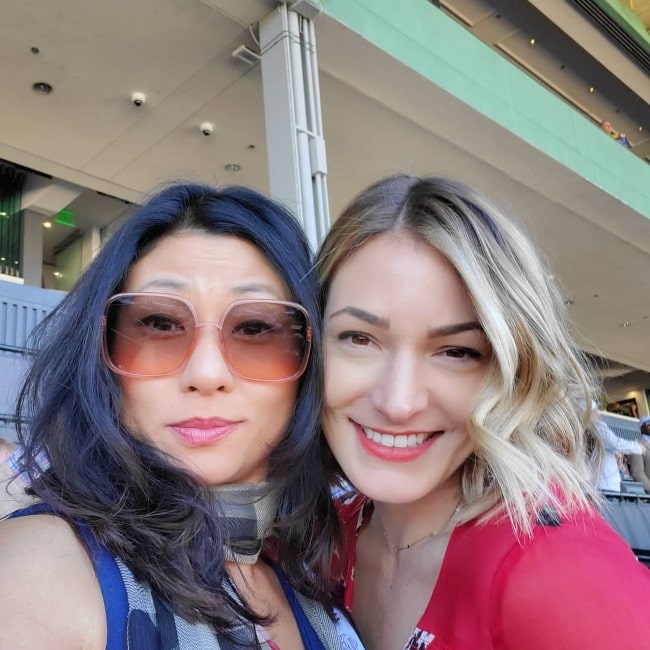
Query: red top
337,494,650,650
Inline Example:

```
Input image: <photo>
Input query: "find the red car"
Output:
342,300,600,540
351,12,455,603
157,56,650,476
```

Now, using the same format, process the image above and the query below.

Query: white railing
0,280,63,441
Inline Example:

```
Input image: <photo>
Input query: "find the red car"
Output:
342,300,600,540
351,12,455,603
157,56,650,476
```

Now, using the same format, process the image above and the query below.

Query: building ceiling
1,0,649,378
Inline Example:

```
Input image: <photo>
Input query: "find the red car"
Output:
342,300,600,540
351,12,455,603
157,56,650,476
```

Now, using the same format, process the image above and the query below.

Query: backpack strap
270,563,327,650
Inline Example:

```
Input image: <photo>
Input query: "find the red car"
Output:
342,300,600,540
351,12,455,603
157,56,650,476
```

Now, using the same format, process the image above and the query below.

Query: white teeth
361,426,434,448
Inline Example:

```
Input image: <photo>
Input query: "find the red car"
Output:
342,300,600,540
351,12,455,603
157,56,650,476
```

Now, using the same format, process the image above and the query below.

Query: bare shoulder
0,514,107,649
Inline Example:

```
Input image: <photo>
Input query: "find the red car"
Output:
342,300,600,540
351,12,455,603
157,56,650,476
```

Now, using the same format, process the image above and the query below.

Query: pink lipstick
169,417,241,446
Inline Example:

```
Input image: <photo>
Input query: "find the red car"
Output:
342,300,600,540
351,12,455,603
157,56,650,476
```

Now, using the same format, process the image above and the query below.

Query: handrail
0,343,32,355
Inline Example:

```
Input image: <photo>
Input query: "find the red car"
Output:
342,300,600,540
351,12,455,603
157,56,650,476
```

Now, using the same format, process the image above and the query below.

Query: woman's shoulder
0,512,106,648
438,506,650,647
454,503,642,566
487,508,650,647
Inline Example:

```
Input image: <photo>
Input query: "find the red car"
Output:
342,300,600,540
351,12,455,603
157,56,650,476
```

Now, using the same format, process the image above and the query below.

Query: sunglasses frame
101,292,312,383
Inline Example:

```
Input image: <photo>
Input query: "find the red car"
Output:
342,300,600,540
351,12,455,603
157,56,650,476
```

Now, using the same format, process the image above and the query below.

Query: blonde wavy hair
317,174,602,536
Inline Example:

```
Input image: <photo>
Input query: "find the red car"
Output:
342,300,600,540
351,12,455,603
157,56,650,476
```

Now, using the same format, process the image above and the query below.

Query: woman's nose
179,325,235,393
371,353,428,423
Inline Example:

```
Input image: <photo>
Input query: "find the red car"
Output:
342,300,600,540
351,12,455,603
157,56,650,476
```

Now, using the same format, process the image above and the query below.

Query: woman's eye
234,319,275,337
444,347,481,360
339,332,372,347
140,314,183,332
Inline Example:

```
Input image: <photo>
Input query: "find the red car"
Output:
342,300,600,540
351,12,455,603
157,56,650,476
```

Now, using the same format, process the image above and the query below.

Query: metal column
259,1,329,250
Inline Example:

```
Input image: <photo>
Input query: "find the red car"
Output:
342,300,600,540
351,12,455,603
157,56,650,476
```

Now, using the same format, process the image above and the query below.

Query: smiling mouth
360,425,437,448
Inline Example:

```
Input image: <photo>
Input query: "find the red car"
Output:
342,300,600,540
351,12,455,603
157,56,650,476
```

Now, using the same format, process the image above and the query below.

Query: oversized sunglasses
101,293,312,382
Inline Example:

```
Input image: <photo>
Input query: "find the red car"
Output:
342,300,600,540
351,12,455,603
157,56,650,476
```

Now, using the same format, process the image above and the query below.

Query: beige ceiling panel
110,69,268,193
0,0,245,169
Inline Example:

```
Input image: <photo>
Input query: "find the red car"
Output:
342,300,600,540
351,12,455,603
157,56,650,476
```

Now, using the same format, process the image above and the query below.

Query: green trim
593,0,650,53
322,0,650,219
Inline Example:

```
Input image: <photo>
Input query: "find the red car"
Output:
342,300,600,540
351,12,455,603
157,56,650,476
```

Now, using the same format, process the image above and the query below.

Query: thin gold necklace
382,501,461,553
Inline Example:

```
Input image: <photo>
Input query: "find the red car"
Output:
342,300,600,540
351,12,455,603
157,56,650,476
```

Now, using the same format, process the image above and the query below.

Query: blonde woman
317,175,650,649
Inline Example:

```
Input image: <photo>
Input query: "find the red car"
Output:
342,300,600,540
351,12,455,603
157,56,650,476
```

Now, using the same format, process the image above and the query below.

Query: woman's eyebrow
328,306,389,329
428,322,483,338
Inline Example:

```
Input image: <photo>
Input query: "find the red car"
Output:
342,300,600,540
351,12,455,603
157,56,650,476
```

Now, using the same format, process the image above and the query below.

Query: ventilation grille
570,0,650,73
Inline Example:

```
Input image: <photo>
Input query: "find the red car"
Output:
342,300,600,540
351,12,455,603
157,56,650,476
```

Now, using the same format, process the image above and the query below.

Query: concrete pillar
81,227,101,268
259,1,329,250
20,209,44,287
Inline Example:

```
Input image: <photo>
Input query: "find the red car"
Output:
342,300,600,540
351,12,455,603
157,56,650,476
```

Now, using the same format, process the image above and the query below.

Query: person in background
628,415,650,493
0,438,16,464
617,132,631,148
317,174,650,650
591,403,643,492
640,415,650,444
0,183,362,649
599,119,631,148
600,119,617,138
0,442,37,518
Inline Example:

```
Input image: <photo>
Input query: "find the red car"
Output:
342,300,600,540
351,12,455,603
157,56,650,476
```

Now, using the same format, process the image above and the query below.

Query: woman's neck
371,476,462,550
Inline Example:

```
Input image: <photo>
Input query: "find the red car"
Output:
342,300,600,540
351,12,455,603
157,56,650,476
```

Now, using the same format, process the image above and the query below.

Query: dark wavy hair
15,183,338,636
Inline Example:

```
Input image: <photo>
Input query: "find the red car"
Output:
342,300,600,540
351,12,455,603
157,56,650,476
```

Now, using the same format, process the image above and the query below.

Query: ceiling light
0,211,6,217
620,322,631,328
639,126,644,132
32,81,53,95
564,299,574,306
43,221,52,228
588,86,595,93
224,163,241,172
0,257,5,261
53,271,62,278
529,38,536,45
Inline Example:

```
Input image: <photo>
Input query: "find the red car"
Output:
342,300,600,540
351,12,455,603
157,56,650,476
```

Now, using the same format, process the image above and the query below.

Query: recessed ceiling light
620,322,631,328
639,126,644,132
224,163,241,172
0,257,5,261
0,211,6,217
53,271,62,278
588,86,595,93
43,221,52,228
31,46,40,54
529,38,536,45
32,81,53,95
564,299,574,306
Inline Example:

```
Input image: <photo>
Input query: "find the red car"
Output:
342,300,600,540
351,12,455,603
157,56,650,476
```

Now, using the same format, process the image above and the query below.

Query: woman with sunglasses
317,174,650,650
0,183,362,649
